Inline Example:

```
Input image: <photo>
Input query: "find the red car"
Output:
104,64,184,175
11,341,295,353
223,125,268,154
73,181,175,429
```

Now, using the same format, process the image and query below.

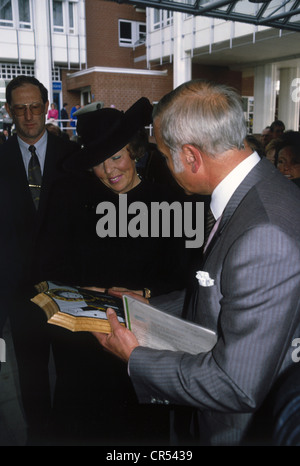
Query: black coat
0,131,79,440
44,173,198,296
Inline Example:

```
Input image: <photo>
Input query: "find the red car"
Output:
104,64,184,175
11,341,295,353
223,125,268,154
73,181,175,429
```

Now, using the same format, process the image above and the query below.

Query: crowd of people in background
0,102,300,190
2,107,300,189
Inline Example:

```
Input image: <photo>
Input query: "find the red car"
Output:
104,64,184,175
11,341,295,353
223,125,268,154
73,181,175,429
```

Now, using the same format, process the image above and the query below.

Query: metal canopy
110,0,300,32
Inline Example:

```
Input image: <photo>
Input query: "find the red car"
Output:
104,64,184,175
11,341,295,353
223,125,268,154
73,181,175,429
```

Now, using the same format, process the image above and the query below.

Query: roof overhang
109,0,300,32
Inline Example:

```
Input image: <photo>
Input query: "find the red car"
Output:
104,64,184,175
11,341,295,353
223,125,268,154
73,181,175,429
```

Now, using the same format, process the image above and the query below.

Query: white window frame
52,0,77,34
0,0,13,27
118,19,146,47
0,0,31,29
17,0,31,29
152,9,173,30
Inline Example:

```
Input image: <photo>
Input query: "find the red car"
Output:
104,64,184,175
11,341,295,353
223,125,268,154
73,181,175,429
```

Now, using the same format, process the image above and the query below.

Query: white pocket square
196,270,215,287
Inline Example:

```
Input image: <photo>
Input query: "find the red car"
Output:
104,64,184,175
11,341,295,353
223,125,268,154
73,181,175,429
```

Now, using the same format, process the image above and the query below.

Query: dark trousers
9,294,52,444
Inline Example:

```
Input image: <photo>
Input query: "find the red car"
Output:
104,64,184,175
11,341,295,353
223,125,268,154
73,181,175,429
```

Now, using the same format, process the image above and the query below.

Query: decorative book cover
32,281,125,333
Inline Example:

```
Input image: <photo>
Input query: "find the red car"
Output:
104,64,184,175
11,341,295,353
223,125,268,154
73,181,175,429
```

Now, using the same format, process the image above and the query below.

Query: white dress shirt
210,151,261,222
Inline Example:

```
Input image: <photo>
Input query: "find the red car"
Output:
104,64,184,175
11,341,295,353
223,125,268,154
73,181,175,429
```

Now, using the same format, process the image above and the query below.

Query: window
18,0,31,29
53,0,63,32
0,0,31,28
0,0,13,27
119,19,146,47
52,0,76,34
68,1,74,33
152,9,173,30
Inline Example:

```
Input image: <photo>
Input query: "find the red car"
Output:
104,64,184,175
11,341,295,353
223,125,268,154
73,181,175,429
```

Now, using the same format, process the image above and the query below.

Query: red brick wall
86,0,147,69
66,63,173,110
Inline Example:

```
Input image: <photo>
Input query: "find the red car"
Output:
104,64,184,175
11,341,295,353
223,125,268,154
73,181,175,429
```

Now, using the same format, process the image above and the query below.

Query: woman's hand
108,287,149,303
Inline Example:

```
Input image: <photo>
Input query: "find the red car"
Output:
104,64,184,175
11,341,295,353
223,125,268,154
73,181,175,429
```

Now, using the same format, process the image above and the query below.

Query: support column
278,67,300,131
173,13,192,89
34,0,53,102
253,64,277,134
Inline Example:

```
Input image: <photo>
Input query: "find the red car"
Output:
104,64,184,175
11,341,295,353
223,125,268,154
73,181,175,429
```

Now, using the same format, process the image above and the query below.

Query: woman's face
277,146,300,180
93,145,139,194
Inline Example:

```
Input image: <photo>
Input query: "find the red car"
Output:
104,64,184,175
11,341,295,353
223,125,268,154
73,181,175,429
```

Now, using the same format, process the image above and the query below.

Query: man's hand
93,308,139,362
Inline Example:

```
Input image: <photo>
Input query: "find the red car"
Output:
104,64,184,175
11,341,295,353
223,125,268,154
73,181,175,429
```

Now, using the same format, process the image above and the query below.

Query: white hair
153,79,247,166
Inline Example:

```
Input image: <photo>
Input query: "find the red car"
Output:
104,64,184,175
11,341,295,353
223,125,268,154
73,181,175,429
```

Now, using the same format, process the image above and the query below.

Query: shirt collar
210,151,261,220
17,130,48,156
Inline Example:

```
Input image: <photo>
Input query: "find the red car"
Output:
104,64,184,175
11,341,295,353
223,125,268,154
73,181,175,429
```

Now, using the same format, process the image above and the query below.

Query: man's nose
24,107,33,119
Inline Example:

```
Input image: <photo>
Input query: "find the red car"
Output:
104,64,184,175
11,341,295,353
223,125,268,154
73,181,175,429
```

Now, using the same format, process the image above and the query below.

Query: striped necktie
28,145,42,209
204,208,216,246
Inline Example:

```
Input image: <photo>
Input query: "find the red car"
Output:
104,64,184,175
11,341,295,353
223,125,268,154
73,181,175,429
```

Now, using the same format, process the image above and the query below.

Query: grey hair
153,79,247,163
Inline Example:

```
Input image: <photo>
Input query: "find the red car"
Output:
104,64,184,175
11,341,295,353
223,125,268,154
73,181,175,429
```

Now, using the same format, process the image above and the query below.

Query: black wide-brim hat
65,97,153,171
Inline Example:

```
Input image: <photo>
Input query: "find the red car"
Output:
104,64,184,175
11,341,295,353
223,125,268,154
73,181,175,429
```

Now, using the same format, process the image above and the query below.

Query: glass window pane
18,0,30,22
69,2,74,29
120,21,132,40
53,0,63,31
139,23,146,41
0,0,12,23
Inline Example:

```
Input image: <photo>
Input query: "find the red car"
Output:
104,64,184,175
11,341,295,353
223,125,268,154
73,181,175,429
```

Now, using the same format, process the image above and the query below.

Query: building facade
0,0,172,123
0,0,86,114
0,0,299,133
145,5,300,133
65,0,172,112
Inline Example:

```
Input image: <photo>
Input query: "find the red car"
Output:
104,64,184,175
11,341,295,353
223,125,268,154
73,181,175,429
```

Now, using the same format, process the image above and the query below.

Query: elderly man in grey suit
93,79,300,446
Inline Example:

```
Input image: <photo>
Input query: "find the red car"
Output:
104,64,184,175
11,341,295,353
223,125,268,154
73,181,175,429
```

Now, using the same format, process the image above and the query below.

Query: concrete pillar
253,64,277,134
278,67,300,131
173,13,192,89
33,0,53,102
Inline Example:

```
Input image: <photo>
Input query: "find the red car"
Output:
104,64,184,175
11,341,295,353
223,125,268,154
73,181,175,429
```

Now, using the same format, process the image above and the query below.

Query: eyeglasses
10,102,45,116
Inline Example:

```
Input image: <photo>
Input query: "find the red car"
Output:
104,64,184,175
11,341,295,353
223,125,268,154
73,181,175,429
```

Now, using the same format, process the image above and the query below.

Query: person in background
70,103,80,135
92,79,300,446
276,131,300,187
60,102,68,132
47,102,59,124
260,126,272,151
0,104,13,136
245,134,264,157
269,119,285,140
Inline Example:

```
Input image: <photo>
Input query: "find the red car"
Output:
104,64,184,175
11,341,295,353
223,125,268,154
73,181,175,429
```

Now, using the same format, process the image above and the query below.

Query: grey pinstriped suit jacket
129,157,300,445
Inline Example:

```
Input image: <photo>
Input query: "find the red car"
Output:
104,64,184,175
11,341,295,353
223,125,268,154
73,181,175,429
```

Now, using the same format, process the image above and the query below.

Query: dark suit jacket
0,131,78,331
129,157,300,445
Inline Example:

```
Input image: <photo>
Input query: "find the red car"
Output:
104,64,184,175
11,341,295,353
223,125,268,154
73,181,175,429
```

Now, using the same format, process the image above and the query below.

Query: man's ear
44,100,49,115
181,144,201,174
5,102,12,118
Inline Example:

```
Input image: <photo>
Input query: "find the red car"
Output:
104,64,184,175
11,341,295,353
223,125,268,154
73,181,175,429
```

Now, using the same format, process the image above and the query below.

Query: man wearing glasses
0,75,78,445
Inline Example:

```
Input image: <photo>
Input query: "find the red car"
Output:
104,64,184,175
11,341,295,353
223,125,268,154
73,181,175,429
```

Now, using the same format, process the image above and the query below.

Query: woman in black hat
45,98,193,445
54,97,190,297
